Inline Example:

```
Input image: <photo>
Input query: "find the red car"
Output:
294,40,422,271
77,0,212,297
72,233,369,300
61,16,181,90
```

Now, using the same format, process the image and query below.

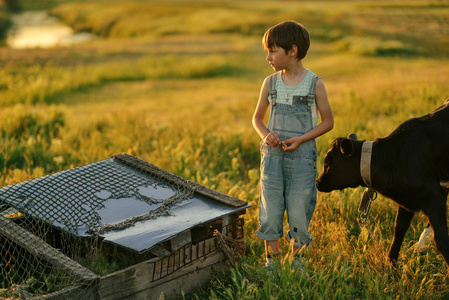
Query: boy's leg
257,152,284,263
265,239,280,264
285,186,315,251
292,244,306,256
291,243,307,272
284,153,317,258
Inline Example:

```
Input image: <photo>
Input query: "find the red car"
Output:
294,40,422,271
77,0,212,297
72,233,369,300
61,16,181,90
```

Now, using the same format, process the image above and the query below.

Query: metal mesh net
0,153,199,299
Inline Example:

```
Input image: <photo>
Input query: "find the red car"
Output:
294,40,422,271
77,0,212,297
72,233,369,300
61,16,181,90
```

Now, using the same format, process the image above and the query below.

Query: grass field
1,0,449,298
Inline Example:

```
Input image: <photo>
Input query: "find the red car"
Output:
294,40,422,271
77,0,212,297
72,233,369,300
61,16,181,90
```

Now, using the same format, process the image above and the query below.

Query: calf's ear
340,138,354,156
348,133,357,140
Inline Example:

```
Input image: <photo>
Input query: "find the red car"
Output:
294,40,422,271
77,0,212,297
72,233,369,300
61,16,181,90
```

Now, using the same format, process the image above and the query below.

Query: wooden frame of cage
0,154,248,300
13,210,246,300
98,211,245,300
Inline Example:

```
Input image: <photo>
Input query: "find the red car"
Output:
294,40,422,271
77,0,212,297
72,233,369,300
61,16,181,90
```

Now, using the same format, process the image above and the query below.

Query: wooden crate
34,212,245,300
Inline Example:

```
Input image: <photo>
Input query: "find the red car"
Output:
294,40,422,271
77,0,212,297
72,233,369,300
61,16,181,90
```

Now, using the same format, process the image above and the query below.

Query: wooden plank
173,246,184,270
170,229,192,251
99,260,155,300
99,238,220,300
221,215,229,235
2,207,19,216
129,251,224,300
39,283,98,300
151,239,215,281
0,216,99,283
148,244,171,257
100,251,222,300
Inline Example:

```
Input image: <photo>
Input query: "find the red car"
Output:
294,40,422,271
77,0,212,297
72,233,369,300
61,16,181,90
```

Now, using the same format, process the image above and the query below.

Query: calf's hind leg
423,199,449,270
389,206,414,265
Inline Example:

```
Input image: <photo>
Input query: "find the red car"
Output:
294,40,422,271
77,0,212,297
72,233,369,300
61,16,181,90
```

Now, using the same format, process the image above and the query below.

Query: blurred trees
1,0,22,12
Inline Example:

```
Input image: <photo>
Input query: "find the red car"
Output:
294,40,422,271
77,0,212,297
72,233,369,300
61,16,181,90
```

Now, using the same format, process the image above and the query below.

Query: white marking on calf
440,181,449,188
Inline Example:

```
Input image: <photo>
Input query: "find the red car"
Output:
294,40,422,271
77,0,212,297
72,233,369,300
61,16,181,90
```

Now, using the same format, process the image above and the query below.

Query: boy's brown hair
262,21,310,60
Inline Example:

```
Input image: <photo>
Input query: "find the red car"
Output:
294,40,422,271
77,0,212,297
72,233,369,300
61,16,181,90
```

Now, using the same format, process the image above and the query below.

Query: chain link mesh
0,153,199,299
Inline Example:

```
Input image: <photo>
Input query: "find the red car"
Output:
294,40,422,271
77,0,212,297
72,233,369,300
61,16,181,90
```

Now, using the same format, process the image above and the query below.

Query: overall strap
269,72,279,105
308,75,320,97
307,75,320,129
267,72,279,131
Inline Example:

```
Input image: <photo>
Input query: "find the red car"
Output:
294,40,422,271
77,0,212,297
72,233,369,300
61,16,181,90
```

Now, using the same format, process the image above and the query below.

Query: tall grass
1,1,449,298
0,9,11,43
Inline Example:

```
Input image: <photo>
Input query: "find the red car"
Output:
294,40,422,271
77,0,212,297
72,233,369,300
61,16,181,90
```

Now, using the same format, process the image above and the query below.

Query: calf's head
316,134,365,192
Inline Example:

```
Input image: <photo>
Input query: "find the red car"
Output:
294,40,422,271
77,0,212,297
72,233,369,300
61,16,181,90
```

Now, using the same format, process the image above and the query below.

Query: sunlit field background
1,0,449,298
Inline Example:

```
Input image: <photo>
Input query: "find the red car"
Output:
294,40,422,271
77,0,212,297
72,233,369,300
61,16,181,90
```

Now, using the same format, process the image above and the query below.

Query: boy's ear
290,45,298,56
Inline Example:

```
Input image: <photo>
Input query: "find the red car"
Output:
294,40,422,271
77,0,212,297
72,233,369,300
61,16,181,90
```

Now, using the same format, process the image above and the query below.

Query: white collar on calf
360,141,374,187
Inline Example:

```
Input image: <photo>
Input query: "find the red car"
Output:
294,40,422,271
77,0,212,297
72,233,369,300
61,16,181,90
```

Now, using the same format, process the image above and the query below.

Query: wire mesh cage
0,154,248,299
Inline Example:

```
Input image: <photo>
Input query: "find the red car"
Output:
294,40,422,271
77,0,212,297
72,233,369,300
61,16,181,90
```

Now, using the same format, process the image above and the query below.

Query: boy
252,20,334,271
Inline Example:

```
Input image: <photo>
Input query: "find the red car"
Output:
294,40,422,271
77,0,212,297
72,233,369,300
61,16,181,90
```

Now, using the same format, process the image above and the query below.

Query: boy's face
265,45,290,71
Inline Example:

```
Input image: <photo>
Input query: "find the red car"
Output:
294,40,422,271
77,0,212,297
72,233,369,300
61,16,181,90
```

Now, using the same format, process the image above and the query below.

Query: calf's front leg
388,206,414,265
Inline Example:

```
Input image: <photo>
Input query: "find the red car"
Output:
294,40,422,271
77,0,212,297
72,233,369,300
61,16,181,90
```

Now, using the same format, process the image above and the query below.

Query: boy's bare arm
252,76,282,148
314,79,334,134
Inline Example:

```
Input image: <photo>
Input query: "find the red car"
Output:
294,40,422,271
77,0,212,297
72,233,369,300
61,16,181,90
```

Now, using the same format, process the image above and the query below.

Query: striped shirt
268,70,319,128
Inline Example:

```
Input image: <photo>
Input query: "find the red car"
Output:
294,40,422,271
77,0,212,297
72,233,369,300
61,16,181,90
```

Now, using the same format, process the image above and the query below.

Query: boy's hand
281,137,302,151
263,132,282,148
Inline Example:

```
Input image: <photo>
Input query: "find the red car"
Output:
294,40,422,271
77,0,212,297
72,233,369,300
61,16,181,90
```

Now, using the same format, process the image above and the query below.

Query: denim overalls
257,71,319,248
